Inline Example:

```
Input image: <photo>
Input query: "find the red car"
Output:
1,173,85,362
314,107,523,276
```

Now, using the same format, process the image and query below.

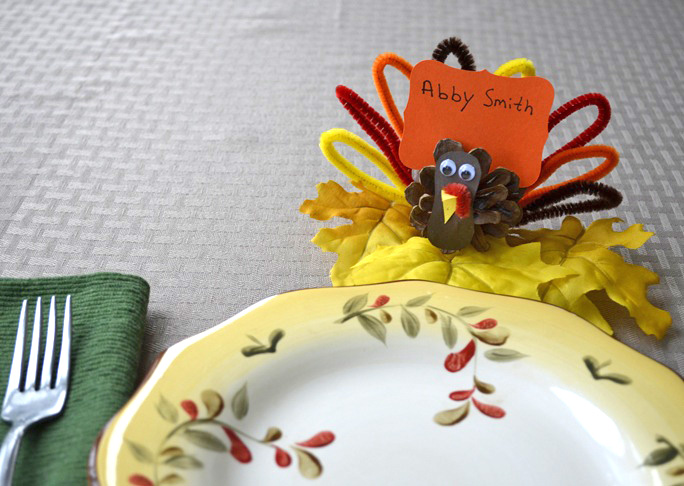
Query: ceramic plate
91,282,684,486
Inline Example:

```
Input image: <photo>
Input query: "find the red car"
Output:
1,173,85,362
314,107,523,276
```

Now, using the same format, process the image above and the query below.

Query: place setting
1,11,683,486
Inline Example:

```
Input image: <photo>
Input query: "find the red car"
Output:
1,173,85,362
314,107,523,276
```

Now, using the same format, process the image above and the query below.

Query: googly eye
458,163,476,181
439,159,456,176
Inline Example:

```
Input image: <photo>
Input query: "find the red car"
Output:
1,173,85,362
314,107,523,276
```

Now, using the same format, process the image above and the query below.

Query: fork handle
0,423,26,486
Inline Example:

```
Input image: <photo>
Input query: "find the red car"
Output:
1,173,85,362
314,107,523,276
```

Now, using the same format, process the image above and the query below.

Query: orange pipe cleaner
521,145,619,206
372,53,413,137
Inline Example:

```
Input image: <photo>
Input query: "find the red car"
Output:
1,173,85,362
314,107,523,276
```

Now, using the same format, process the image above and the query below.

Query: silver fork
0,296,72,485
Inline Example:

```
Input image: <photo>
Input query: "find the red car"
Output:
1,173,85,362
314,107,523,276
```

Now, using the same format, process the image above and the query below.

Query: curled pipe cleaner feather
520,180,623,225
494,58,536,77
541,93,611,172
432,37,477,70
319,128,407,203
522,145,619,206
372,53,413,136
335,85,413,186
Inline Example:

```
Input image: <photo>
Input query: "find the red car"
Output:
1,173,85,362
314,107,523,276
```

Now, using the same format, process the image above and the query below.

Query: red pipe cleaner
543,93,611,170
335,85,413,186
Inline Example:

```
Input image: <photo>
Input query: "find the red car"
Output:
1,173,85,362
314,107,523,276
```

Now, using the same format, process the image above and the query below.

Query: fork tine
39,296,57,389
24,297,42,391
3,300,27,403
55,295,71,389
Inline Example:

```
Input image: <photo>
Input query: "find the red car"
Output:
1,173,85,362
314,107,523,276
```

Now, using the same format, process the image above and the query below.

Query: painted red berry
275,447,292,467
180,400,198,420
444,340,476,372
371,295,390,307
449,388,475,401
472,398,506,418
296,431,335,447
223,427,252,463
128,474,154,486
472,318,497,329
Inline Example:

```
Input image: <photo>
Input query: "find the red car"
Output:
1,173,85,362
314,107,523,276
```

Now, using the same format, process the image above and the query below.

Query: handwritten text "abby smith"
421,80,534,115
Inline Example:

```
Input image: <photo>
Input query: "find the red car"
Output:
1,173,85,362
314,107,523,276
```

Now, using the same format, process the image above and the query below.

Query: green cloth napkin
0,273,150,486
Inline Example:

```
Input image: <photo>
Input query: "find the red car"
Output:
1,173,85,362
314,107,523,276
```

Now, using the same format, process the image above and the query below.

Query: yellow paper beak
441,190,457,223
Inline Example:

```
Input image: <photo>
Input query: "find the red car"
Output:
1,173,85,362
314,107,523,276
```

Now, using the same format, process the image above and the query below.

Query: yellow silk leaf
346,236,574,300
299,180,418,285
540,282,612,334
509,217,671,338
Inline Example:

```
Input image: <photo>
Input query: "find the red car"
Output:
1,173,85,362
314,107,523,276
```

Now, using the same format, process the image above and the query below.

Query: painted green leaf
484,348,527,362
434,401,470,426
667,465,684,476
201,390,224,418
183,429,227,452
474,376,496,394
164,455,203,469
241,329,285,357
160,447,184,459
400,306,420,338
246,335,262,345
406,294,432,307
457,306,489,318
584,356,631,384
262,426,282,442
343,294,368,314
241,345,269,357
357,314,386,343
441,315,458,349
231,383,249,420
600,373,632,385
642,446,678,466
156,395,178,424
126,440,154,463
268,329,285,348
159,474,185,485
583,356,599,376
656,435,671,445
293,447,323,479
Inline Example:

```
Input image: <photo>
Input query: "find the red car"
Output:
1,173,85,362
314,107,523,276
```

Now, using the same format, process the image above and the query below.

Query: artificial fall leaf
545,290,613,334
300,180,418,285
345,236,574,300
508,216,671,338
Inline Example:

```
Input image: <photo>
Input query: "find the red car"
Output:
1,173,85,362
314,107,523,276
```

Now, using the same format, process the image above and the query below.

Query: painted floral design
583,355,632,385
642,435,684,484
433,305,520,425
241,329,285,357
126,383,334,485
119,291,681,485
337,292,527,427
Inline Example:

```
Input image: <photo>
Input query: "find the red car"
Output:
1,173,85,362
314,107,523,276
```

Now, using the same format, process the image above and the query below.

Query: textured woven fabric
0,273,149,486
0,0,682,380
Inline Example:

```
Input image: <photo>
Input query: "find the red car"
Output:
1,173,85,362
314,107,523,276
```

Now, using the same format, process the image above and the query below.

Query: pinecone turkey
405,139,524,252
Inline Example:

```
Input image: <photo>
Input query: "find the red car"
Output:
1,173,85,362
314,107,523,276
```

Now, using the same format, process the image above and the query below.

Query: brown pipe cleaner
520,181,623,225
432,37,477,70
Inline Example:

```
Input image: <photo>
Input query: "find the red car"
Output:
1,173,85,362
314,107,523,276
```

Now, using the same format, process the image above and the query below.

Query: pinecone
405,162,524,252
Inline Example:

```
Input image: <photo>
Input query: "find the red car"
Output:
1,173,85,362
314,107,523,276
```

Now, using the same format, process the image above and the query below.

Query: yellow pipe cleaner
493,58,536,77
319,128,407,203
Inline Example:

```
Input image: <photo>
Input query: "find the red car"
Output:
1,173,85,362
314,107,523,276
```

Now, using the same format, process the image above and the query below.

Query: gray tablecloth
0,0,682,376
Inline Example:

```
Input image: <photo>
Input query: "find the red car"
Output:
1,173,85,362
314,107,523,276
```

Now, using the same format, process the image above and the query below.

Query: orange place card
400,60,554,188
